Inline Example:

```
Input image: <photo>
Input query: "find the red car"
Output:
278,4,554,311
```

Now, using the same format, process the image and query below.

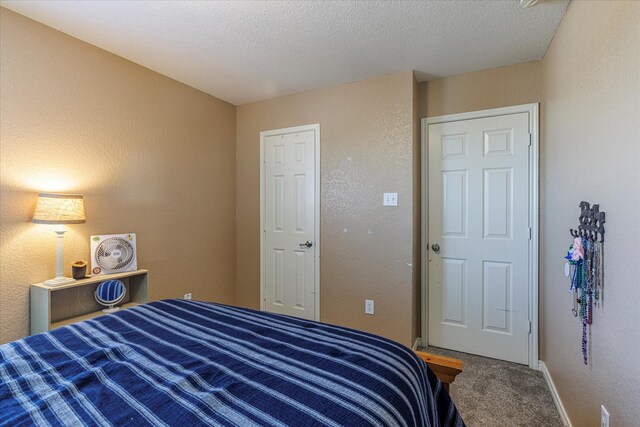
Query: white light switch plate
383,193,398,206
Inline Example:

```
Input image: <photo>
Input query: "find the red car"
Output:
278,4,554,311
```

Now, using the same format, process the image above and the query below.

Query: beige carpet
421,347,564,427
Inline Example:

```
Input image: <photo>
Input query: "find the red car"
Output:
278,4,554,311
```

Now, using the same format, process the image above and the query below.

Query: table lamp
32,193,86,286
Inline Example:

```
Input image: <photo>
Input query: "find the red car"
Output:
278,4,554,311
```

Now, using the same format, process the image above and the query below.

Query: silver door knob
431,243,440,252
300,240,313,248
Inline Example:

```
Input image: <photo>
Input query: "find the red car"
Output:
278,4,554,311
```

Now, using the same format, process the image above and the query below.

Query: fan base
102,306,120,313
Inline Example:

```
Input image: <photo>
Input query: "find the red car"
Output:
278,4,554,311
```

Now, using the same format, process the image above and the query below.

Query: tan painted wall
0,8,237,343
411,74,421,343
419,61,542,118
236,72,418,346
541,1,640,425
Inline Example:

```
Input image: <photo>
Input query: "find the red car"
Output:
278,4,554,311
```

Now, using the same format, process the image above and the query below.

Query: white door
428,113,531,364
262,125,318,320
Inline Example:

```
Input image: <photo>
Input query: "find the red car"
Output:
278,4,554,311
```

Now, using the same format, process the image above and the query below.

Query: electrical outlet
601,405,610,427
383,193,398,207
184,293,192,300
365,299,375,315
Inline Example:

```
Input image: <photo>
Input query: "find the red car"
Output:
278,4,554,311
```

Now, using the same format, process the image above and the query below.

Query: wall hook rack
569,201,605,242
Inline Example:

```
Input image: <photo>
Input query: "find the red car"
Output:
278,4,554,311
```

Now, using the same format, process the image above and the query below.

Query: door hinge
527,321,532,334
528,227,532,240
528,133,532,146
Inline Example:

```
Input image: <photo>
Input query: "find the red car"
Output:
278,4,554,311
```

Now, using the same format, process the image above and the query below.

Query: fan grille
95,237,135,271
95,280,126,305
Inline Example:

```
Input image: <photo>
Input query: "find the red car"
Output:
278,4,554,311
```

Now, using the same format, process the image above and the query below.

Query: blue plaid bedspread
0,299,464,426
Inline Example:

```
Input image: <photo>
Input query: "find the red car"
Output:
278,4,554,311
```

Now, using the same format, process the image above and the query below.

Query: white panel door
263,128,317,320
428,113,530,364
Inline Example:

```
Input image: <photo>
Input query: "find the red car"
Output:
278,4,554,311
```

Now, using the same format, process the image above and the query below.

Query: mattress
0,299,464,426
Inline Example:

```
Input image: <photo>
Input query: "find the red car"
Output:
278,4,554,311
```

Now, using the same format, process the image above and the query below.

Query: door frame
421,104,539,369
260,123,321,321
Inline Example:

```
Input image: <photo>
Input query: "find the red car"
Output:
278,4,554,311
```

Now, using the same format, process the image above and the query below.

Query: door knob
300,240,313,248
431,243,440,252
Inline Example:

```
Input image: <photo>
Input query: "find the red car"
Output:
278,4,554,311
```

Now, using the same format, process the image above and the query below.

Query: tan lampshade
32,193,86,224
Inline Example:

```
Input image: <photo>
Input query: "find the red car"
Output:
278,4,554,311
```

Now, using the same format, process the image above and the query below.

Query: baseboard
412,337,422,351
538,361,572,427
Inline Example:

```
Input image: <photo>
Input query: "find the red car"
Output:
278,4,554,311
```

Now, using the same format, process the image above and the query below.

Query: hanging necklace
566,202,605,365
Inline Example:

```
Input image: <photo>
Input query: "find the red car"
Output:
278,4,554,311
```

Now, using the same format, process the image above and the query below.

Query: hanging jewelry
566,202,605,365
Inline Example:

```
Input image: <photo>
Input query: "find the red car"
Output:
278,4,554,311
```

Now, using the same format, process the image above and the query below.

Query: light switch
383,193,398,206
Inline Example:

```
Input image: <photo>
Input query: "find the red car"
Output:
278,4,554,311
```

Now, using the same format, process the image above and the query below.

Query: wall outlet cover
365,299,375,315
600,405,609,427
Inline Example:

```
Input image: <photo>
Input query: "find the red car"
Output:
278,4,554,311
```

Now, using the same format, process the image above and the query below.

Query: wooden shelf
31,270,148,290
50,302,141,329
30,269,148,335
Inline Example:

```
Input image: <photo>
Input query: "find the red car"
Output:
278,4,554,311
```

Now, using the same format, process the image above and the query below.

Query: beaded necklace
565,236,603,365
566,201,605,365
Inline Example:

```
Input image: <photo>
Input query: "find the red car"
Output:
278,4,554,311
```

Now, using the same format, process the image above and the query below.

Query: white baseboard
538,361,572,427
412,337,422,351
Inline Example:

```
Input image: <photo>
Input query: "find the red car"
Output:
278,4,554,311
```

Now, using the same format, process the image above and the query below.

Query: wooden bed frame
414,351,463,392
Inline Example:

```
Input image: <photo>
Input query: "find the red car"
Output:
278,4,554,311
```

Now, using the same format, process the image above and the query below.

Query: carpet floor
421,347,564,427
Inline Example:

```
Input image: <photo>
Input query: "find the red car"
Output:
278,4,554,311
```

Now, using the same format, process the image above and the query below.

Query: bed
1,299,464,426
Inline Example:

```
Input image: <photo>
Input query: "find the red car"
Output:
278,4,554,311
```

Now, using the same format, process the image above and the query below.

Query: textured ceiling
1,0,569,105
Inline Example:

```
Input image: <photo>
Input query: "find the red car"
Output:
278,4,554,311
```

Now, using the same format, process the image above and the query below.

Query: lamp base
43,276,76,287
102,306,120,313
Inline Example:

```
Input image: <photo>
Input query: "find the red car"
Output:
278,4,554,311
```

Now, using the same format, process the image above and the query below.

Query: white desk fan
90,233,137,276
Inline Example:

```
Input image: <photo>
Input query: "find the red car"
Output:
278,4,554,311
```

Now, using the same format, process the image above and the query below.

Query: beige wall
411,74,421,343
236,72,418,346
541,1,640,426
0,8,237,343
419,61,542,118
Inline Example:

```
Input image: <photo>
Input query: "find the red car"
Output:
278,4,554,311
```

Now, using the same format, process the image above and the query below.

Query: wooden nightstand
30,269,148,335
